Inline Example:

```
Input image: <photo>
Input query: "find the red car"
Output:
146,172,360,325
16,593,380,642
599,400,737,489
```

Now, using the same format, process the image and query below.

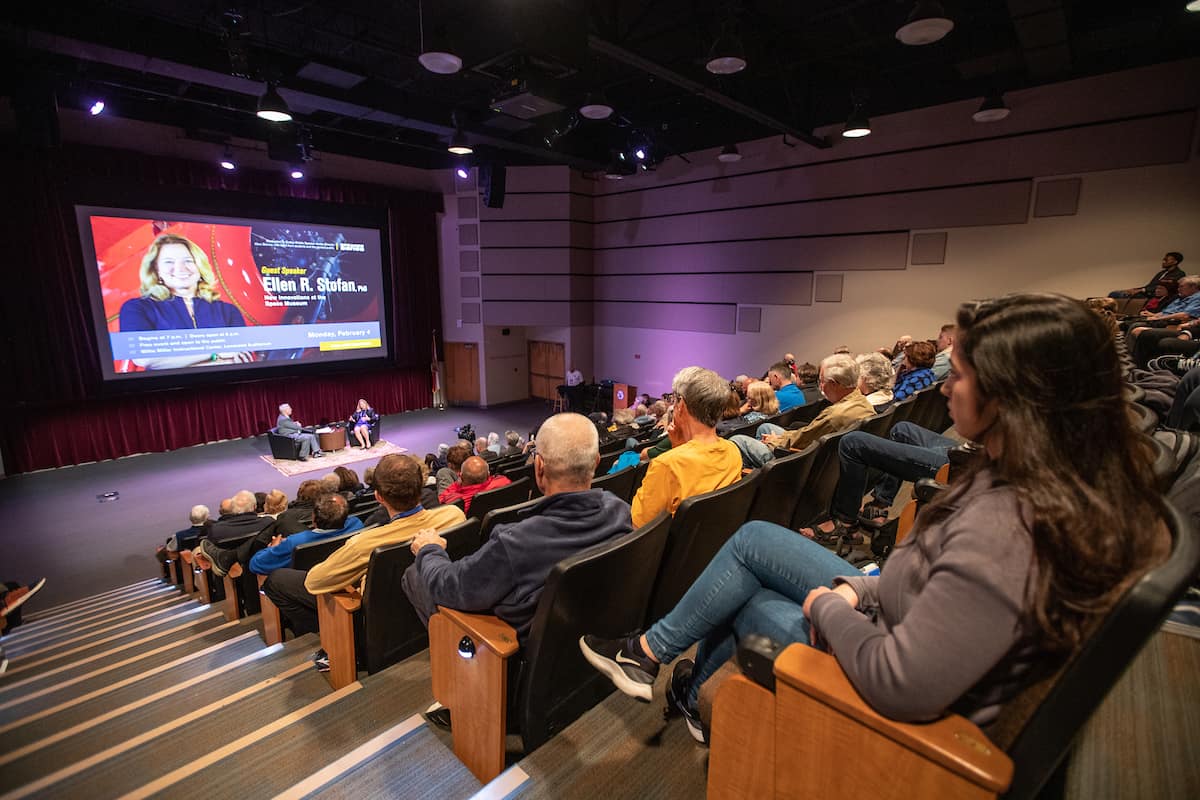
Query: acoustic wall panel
482,301,593,327
461,303,481,324
813,274,844,303
593,302,737,334
593,272,813,306
591,232,908,275
459,250,480,271
738,306,762,333
910,232,948,265
460,277,480,298
481,275,591,302
480,220,589,248
457,196,478,219
458,223,479,246
1033,178,1082,217
480,193,580,221
481,248,591,275
592,181,1032,249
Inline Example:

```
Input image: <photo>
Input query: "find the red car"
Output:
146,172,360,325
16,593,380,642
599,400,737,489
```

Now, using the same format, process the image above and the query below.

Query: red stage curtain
1,140,444,473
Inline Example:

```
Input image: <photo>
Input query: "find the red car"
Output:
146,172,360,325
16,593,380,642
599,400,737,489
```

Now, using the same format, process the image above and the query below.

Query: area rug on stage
260,440,408,477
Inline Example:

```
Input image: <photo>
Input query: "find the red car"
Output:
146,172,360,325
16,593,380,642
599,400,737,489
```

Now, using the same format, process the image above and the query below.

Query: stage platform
0,401,553,609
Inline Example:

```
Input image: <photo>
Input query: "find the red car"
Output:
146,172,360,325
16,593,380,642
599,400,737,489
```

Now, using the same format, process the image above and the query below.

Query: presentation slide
76,206,389,380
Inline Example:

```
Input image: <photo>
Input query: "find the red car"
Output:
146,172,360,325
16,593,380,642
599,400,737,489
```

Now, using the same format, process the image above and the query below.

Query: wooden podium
611,383,637,410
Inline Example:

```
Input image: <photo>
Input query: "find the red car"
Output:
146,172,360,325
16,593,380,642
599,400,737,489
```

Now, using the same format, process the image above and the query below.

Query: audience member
795,361,820,402
358,466,378,498
334,466,361,498
1141,280,1178,314
1165,363,1200,430
205,490,276,543
262,455,465,654
432,443,450,471
1109,251,1185,298
486,432,502,456
887,335,913,371
855,352,896,410
436,444,471,495
155,504,211,573
717,381,778,434
631,367,742,527
262,490,288,517
1126,274,1200,330
766,361,805,412
500,431,523,457
402,413,633,645
275,480,323,536
475,436,499,462
732,354,875,468
254,491,267,513
930,324,955,380
893,340,938,401
319,473,341,495
581,293,1168,746
439,456,513,514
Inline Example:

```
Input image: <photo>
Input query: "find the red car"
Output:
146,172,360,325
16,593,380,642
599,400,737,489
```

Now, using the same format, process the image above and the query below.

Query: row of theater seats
157,380,1194,795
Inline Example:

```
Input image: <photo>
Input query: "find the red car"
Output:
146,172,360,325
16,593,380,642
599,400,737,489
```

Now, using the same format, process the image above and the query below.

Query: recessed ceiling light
717,144,742,163
972,92,1011,123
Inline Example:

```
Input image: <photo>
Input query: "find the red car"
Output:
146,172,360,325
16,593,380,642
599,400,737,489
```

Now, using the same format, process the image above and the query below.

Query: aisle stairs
0,579,705,800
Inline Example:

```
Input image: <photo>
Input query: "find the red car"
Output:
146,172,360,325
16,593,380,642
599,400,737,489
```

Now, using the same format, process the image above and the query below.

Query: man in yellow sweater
262,454,465,661
631,366,743,527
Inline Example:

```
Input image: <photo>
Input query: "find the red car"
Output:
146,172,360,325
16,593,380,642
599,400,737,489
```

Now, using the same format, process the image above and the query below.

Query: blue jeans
1167,365,1200,430
729,422,788,468
830,422,955,523
643,521,858,708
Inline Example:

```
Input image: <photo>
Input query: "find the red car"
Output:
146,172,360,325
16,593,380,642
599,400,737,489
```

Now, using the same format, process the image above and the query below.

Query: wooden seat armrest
434,606,519,658
330,588,362,614
774,645,1012,794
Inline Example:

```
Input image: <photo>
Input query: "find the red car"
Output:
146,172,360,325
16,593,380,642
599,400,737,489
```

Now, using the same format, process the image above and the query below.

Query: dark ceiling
3,1,1199,173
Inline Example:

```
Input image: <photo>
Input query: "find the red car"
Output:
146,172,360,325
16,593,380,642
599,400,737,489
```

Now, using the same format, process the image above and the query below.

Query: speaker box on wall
480,164,507,208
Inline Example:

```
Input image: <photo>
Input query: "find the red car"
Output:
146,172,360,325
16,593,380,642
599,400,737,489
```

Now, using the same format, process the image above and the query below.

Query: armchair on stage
427,512,672,783
267,427,303,460
705,499,1197,800
346,417,382,448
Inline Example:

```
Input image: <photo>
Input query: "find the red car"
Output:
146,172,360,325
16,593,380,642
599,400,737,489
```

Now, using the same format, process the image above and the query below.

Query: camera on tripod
454,423,476,443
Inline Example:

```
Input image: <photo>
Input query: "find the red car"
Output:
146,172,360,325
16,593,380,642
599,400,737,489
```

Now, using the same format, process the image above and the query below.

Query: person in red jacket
438,456,511,515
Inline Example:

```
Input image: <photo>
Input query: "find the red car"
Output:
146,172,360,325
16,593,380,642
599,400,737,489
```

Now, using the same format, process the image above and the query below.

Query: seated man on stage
262,454,465,668
193,492,363,579
276,403,324,460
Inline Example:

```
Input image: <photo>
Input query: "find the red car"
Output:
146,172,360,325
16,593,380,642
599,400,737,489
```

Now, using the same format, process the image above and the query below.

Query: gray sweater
810,468,1039,726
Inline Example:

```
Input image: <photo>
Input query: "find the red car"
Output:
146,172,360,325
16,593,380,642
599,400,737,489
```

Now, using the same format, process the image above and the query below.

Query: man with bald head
438,455,511,515
403,412,633,643
205,489,276,544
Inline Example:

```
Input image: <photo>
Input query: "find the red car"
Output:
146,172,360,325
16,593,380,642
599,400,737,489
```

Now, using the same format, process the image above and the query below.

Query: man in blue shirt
767,361,805,412
1129,275,1200,332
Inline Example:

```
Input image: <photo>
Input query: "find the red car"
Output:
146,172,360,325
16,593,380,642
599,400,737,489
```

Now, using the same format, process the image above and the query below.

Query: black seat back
887,394,919,427
723,414,778,440
358,517,482,673
595,451,623,476
789,424,862,529
468,477,532,521
291,530,358,571
746,442,821,527
515,512,672,751
646,471,763,622
908,383,950,433
856,406,896,440
591,464,641,504
1002,498,1198,798
479,496,544,544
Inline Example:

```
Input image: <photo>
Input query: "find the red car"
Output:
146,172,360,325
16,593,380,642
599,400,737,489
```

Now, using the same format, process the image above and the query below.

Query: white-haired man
402,413,632,643
276,403,323,460
732,354,875,469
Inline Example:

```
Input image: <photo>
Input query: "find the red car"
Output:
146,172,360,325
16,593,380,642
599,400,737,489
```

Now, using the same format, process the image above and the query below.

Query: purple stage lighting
89,100,106,116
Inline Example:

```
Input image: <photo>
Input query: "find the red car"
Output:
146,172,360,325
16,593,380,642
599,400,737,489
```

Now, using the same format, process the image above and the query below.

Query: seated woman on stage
581,293,1168,743
349,399,379,448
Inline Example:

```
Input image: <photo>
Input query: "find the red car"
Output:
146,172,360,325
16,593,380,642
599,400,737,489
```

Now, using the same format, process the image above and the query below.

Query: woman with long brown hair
581,293,1167,743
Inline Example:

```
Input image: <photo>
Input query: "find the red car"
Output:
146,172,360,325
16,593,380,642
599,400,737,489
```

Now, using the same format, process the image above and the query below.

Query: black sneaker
664,659,708,745
423,701,452,730
1147,354,1182,373
312,649,330,673
197,540,229,578
579,634,659,702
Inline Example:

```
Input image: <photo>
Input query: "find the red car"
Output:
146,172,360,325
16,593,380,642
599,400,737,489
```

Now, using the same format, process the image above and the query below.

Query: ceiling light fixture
842,102,872,138
289,166,305,180
1187,0,1200,10
256,83,292,122
218,145,237,171
972,91,1011,123
417,1,463,74
447,129,473,155
634,147,647,161
579,92,614,120
88,99,106,116
895,1,955,46
705,33,748,75
717,143,742,163
455,166,470,180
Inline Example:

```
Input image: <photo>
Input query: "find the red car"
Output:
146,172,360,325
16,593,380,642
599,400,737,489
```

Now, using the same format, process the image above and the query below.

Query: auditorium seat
746,442,822,528
317,517,483,689
467,477,532,522
590,461,647,504
789,424,865,531
259,530,358,645
706,496,1198,800
479,497,543,544
427,511,672,783
646,470,763,623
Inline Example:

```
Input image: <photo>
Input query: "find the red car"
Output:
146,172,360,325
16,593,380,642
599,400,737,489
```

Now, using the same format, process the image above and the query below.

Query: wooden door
528,341,565,401
445,342,480,406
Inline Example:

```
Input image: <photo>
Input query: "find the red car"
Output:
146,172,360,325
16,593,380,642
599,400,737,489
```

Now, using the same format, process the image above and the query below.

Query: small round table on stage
318,429,345,453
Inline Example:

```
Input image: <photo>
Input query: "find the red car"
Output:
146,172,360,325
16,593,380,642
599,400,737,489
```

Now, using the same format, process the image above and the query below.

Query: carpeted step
2,592,194,658
18,579,164,625
0,635,327,797
152,651,481,800
12,580,183,634
0,605,225,695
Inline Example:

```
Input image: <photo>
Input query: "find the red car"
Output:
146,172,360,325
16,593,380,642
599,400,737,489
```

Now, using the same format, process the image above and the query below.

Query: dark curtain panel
0,140,444,473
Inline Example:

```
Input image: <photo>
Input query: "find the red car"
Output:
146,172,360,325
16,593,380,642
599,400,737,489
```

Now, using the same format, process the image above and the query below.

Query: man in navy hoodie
402,412,633,644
